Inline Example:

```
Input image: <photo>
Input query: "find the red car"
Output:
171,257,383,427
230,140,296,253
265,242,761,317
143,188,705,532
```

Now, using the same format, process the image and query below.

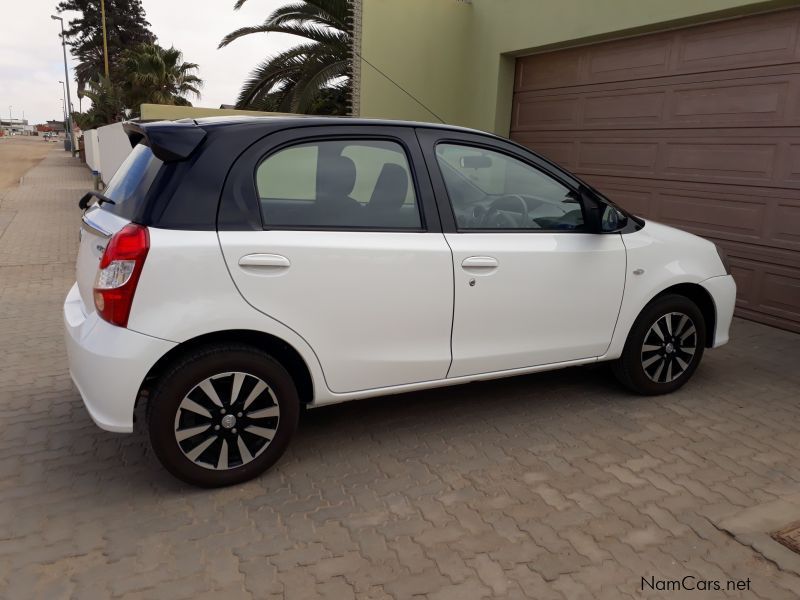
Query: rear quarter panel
126,229,329,398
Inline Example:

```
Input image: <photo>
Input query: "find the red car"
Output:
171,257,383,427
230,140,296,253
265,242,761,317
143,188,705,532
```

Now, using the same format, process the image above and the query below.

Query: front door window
435,144,584,231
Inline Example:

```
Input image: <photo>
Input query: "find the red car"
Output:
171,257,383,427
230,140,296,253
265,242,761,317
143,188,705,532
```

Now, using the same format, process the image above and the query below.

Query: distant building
0,118,28,135
46,120,66,133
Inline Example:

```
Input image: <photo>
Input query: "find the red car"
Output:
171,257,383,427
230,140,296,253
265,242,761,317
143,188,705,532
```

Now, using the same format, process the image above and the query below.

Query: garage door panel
584,91,666,126
729,261,757,309
789,145,800,183
774,201,800,247
670,80,792,125
656,192,767,242
578,142,659,174
512,72,800,131
530,131,800,189
515,97,580,128
761,269,800,320
663,142,777,183
587,38,672,81
676,13,800,71
512,9,800,330
727,256,800,331
515,10,800,93
516,48,583,91
526,140,577,169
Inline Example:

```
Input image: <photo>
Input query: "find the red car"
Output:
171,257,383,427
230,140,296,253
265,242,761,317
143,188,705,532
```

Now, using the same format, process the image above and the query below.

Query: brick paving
1,149,799,599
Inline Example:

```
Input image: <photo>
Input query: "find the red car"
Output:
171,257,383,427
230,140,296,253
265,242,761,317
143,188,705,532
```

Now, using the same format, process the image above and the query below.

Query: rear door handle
461,256,499,272
238,254,291,269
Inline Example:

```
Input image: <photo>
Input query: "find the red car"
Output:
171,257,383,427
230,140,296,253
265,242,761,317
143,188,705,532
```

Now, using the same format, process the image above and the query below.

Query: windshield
101,144,163,221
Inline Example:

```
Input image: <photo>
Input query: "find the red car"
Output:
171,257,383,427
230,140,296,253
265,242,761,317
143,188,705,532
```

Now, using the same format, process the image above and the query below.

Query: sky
0,0,296,125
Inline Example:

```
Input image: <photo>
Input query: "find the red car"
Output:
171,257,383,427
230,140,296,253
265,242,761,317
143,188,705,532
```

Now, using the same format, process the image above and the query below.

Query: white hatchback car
65,117,736,486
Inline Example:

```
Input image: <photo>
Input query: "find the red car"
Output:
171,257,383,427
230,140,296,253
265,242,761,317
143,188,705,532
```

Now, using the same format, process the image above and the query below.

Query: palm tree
123,44,203,115
73,76,126,129
219,0,352,114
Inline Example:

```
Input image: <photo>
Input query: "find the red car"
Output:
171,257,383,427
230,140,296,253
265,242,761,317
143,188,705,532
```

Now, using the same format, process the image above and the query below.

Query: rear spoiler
123,120,207,162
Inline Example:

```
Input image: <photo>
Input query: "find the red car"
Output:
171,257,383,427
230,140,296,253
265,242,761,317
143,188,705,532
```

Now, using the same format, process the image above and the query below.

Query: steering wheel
480,194,530,228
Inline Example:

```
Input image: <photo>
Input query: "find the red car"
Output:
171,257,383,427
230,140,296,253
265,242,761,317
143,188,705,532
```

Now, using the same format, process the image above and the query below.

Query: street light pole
51,14,76,155
59,82,68,131
59,81,68,128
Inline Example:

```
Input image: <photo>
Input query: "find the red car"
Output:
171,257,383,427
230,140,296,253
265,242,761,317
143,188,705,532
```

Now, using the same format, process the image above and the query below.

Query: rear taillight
93,223,149,327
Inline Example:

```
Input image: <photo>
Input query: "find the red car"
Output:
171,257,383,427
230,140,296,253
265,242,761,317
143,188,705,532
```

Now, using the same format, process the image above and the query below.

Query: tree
219,0,353,115
56,1,203,127
123,44,203,115
71,76,126,129
56,0,156,94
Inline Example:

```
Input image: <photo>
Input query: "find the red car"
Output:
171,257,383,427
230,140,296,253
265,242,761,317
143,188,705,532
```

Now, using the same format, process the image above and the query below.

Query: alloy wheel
173,371,280,470
640,312,697,383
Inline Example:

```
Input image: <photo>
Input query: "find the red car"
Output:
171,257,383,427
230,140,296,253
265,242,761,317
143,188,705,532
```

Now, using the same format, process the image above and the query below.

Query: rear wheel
148,344,299,487
612,294,706,395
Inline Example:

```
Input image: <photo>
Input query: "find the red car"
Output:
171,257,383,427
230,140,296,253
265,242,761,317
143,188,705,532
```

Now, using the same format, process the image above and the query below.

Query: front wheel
148,344,299,487
612,294,706,395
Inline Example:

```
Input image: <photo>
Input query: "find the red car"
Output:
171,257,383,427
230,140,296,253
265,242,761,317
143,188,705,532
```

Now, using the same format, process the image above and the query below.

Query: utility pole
51,14,76,155
59,81,68,129
100,0,110,78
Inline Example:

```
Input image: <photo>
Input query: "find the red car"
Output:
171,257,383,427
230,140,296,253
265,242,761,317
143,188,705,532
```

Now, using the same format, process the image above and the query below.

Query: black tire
612,294,706,395
148,344,299,487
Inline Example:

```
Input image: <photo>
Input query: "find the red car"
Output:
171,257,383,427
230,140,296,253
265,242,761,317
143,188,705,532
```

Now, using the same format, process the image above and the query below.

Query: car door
417,129,626,378
218,126,453,393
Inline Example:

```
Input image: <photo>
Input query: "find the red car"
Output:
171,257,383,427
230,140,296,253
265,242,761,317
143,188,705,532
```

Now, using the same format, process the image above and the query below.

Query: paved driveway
1,150,799,599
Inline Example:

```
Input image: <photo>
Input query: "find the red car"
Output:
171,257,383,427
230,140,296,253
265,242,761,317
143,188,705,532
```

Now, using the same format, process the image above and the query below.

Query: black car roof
124,116,499,162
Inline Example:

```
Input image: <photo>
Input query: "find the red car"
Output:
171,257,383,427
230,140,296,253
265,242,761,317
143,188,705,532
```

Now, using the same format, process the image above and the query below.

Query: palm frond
292,58,349,112
224,0,353,115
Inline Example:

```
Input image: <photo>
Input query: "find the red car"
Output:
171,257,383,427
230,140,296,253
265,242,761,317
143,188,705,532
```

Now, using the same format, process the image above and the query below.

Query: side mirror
78,192,93,210
578,187,604,233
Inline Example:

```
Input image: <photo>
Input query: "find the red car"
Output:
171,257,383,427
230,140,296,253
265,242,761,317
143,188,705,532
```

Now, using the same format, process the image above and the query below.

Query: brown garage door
511,8,800,333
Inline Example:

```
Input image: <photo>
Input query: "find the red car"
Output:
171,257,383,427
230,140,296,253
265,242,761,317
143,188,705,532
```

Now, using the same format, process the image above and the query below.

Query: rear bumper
700,274,736,348
63,282,176,433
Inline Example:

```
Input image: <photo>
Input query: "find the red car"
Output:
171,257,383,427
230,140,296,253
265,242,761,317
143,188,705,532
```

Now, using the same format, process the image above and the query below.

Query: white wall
84,129,100,173
96,122,132,185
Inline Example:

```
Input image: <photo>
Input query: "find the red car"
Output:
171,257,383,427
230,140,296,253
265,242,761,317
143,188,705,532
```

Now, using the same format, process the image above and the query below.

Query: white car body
63,117,735,484
66,217,734,433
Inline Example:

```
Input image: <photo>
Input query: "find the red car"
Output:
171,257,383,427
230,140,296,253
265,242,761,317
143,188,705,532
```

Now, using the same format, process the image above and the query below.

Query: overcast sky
0,0,296,125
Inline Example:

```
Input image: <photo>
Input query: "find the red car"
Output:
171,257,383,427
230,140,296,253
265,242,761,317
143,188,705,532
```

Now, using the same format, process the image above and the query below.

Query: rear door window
101,144,163,221
255,139,422,229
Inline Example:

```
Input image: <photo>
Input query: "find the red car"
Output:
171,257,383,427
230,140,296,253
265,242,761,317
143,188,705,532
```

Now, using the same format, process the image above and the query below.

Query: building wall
84,129,100,174
360,0,795,135
139,104,289,122
96,123,133,185
360,0,472,125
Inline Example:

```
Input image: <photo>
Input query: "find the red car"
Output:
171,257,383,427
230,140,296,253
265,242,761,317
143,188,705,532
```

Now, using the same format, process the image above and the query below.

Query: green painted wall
360,0,793,135
360,0,473,126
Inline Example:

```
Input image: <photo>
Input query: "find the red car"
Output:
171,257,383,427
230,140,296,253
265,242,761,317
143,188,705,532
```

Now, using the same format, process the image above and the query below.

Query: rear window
102,144,163,221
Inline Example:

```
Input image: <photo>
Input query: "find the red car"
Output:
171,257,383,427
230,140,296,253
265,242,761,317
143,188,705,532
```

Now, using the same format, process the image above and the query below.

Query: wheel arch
650,283,716,348
139,330,314,412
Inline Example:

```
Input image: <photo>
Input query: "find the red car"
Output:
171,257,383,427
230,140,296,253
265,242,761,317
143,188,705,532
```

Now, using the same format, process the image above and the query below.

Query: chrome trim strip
81,214,113,238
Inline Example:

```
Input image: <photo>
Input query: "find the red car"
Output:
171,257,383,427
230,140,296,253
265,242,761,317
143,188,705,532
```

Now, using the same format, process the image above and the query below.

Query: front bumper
63,282,176,433
700,274,737,348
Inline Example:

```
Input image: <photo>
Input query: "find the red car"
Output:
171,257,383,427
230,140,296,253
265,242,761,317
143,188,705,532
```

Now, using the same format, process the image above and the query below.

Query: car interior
437,153,585,230
259,143,422,229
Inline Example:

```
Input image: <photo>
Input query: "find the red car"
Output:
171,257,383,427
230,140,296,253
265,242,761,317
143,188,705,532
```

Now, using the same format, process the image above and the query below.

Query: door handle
238,254,291,269
461,256,499,272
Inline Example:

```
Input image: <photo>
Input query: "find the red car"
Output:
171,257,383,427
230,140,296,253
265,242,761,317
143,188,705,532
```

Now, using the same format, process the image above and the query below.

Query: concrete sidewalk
1,149,799,599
